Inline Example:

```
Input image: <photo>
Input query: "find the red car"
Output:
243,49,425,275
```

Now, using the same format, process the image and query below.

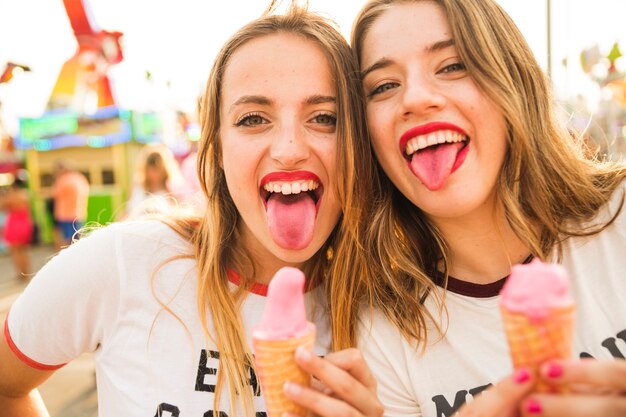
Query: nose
401,72,446,118
269,122,310,168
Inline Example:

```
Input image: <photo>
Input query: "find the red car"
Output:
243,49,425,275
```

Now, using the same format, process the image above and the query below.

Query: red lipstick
399,122,467,154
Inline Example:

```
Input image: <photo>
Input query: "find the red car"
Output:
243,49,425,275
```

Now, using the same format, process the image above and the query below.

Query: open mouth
403,130,468,160
259,172,324,250
401,129,470,191
260,179,323,210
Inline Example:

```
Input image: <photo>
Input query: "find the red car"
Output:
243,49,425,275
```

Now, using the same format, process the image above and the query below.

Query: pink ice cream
253,267,314,340
500,259,574,321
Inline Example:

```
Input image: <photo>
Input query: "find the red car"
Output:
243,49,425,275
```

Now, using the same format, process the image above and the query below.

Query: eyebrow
361,38,456,79
229,95,272,113
228,94,335,113
306,95,336,105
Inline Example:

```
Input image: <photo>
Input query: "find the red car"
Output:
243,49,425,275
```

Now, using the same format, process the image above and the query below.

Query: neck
240,229,304,285
432,200,531,284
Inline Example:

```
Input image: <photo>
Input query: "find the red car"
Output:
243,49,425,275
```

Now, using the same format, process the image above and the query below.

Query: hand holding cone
252,267,316,417
500,259,575,393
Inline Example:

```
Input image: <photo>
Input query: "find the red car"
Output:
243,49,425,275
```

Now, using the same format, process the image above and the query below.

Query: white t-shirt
358,183,626,417
6,220,330,417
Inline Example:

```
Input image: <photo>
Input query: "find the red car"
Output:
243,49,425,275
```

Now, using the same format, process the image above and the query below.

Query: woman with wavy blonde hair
0,4,382,417
352,0,626,416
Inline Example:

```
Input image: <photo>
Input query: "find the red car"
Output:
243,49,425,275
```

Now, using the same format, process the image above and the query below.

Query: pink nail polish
513,368,530,384
545,362,563,379
525,399,542,414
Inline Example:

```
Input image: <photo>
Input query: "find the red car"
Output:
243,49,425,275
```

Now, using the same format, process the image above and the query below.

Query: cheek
367,107,394,149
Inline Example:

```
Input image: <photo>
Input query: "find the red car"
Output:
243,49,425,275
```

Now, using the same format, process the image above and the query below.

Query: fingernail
513,368,531,384
284,381,301,395
525,398,542,414
295,346,311,361
543,362,563,379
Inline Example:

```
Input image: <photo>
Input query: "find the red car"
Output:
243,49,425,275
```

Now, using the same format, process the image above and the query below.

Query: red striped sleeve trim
4,311,67,371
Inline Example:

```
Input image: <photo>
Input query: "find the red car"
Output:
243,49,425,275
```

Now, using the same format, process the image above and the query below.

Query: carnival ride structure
15,0,161,242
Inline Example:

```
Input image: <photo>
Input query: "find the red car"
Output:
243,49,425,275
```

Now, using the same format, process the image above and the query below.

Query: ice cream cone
253,328,316,417
501,304,575,393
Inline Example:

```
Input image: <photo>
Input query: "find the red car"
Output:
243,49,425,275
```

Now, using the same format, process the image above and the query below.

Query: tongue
409,142,463,191
267,192,316,250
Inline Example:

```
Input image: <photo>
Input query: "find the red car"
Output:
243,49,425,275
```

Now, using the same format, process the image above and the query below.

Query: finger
540,359,626,392
522,393,626,417
321,348,378,391
284,381,360,417
457,369,535,417
293,347,383,415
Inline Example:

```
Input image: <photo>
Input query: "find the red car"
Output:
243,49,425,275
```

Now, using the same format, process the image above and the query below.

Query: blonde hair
352,0,626,347
162,3,373,414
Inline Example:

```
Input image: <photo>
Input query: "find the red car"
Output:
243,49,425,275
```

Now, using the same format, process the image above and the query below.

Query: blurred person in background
125,143,185,218
52,159,90,249
0,171,33,279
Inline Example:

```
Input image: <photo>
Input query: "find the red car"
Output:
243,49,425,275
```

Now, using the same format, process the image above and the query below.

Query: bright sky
1,0,625,135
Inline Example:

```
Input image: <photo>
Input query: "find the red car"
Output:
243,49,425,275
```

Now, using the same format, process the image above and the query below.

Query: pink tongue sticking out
255,267,310,339
267,192,316,250
409,142,464,191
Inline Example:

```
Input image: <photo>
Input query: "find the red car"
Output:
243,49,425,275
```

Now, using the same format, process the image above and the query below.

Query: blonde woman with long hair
351,0,626,416
0,4,382,417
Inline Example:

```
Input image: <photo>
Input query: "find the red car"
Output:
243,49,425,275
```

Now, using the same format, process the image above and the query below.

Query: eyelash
235,112,266,127
367,61,467,98
438,61,466,74
311,112,337,126
368,82,399,98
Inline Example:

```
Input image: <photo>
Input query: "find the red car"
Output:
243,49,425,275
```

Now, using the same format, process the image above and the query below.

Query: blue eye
368,82,399,98
235,113,267,127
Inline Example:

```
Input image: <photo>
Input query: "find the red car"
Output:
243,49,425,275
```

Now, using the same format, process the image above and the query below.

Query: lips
399,122,470,190
399,121,468,156
259,171,323,210
260,171,323,250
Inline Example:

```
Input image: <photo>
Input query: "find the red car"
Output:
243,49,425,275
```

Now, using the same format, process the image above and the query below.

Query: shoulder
358,308,408,349
109,219,191,248
76,220,191,256
586,179,626,228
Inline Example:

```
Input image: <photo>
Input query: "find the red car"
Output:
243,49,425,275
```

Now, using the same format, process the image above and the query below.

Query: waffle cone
501,304,575,393
252,328,315,417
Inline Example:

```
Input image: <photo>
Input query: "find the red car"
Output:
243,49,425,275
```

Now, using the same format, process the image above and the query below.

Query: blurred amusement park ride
0,0,198,244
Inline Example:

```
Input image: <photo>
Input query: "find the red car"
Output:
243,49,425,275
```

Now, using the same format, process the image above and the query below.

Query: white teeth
405,130,467,156
263,180,320,195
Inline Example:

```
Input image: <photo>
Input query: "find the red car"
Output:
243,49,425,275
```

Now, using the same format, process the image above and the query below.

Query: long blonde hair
163,4,372,414
352,0,626,347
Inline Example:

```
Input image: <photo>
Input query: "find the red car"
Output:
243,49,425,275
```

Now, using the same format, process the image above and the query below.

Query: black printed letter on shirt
431,390,468,417
155,403,180,417
196,349,219,392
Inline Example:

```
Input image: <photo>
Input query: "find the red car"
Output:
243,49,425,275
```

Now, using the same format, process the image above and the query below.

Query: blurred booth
15,106,160,243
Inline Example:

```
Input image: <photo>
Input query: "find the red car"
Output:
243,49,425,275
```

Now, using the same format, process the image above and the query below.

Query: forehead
362,2,452,64
221,33,335,104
